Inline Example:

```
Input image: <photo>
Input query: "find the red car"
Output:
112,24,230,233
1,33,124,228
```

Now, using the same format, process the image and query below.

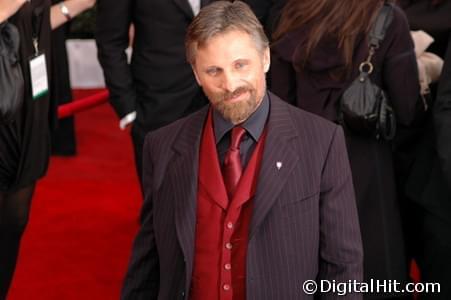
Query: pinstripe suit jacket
121,92,363,300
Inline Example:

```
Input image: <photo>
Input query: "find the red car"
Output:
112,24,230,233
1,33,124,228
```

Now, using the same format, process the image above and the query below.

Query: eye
235,61,247,69
206,67,220,76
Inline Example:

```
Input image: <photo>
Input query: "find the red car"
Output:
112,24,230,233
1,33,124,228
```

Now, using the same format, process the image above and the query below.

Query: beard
207,83,263,124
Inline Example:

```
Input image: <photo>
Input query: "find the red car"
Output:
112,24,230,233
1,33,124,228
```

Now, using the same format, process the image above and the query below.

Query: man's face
192,29,270,124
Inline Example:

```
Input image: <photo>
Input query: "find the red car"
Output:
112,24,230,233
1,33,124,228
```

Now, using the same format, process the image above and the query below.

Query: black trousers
413,208,451,300
131,123,147,196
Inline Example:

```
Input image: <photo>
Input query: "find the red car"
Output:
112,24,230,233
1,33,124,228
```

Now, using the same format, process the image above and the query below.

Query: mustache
221,86,251,101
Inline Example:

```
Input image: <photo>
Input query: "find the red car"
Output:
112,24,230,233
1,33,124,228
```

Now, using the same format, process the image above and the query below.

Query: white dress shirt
188,0,201,15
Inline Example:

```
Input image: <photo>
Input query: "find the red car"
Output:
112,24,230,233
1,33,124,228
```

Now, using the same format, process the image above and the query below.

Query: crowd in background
0,0,95,298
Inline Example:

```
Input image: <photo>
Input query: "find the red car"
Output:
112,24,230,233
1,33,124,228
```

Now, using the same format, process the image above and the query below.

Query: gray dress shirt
213,93,270,168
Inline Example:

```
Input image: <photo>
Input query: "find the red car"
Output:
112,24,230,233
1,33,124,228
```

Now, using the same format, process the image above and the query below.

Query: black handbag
339,3,396,140
0,21,24,125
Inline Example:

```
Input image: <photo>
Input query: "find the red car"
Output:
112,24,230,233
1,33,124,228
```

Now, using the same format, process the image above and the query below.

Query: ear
191,64,202,86
263,47,270,73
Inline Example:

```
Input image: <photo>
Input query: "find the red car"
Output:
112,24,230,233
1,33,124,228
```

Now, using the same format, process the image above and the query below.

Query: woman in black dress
270,0,420,299
0,0,94,297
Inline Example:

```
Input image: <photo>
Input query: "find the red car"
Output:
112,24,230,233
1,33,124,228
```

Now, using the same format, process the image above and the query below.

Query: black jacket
95,0,280,132
96,0,208,131
406,33,451,224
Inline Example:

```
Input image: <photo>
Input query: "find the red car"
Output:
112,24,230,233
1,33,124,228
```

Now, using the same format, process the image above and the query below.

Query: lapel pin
276,162,283,170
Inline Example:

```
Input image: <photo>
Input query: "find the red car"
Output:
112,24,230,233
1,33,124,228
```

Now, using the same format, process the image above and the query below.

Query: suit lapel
169,107,208,287
169,96,301,276
249,94,300,239
173,0,195,19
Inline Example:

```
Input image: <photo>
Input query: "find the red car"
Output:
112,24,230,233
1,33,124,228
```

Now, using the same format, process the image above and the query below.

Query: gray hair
185,1,269,64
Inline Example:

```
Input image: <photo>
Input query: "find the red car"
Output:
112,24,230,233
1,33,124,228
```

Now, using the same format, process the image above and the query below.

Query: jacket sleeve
265,0,287,37
244,0,271,28
318,126,364,299
96,0,136,119
382,5,421,126
244,0,286,37
434,34,451,190
269,50,297,106
121,135,160,300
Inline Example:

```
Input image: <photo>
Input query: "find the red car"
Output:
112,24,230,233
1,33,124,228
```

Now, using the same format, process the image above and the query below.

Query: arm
382,6,420,126
266,0,287,38
244,0,272,30
121,135,160,300
246,0,287,38
50,0,95,30
434,34,451,190
318,126,363,299
269,50,297,105
0,0,27,23
95,0,136,120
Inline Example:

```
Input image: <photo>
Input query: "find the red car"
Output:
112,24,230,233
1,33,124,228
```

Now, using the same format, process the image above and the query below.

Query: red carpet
8,90,142,300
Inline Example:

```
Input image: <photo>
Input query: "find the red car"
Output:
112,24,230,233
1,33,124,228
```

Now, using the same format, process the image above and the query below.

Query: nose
221,70,240,92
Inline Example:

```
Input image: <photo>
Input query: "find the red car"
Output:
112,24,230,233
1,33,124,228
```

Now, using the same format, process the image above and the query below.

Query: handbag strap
368,3,394,49
360,3,394,74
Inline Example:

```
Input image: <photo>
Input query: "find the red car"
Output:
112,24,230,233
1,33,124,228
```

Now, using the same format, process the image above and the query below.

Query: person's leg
416,212,451,300
131,123,146,195
0,184,35,300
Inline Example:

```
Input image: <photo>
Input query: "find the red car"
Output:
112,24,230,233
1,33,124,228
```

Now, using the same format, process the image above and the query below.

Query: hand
50,0,95,29
0,0,28,23
81,0,96,10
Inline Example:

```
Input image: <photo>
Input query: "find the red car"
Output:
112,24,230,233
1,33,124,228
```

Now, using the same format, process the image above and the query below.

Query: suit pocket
281,190,320,207
280,191,320,221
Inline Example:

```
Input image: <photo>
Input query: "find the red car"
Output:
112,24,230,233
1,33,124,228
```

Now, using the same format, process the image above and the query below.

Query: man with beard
96,0,286,190
121,2,363,299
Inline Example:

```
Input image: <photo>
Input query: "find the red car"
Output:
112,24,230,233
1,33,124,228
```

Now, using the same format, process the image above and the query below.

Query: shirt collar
188,0,201,15
213,92,269,145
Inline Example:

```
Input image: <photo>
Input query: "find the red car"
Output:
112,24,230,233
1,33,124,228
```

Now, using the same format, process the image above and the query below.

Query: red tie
222,126,246,199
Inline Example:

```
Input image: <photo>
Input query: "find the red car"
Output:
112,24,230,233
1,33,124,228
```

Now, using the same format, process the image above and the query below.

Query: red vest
190,110,266,300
